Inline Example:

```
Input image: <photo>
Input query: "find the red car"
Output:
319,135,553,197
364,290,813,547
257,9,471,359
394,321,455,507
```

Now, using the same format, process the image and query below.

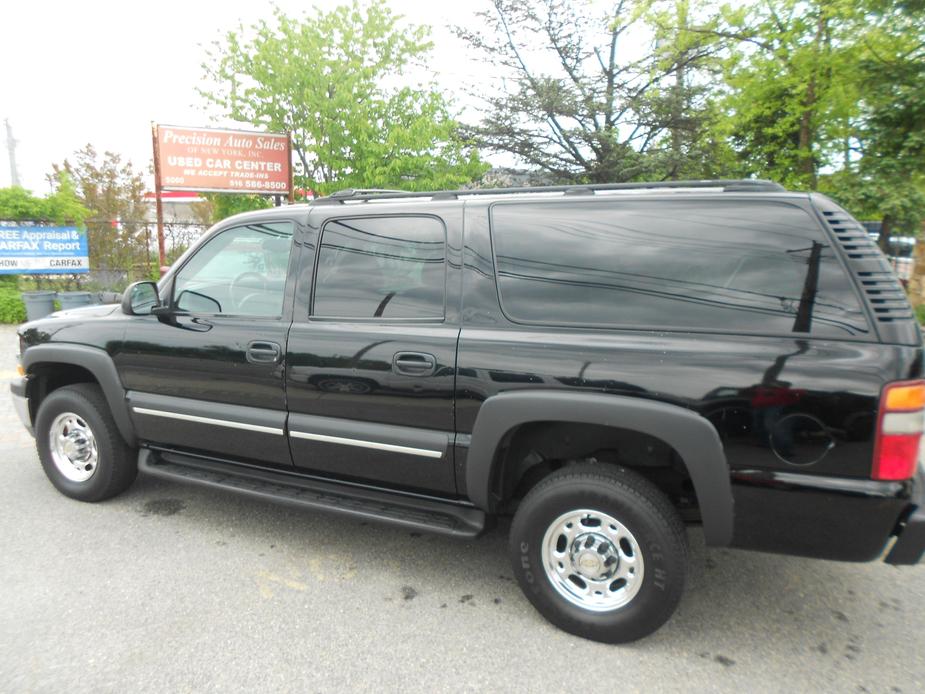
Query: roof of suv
219,179,800,225
308,178,787,207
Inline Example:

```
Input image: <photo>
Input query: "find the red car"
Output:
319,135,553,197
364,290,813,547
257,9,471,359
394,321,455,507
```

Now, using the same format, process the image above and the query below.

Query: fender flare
465,390,733,547
22,343,137,446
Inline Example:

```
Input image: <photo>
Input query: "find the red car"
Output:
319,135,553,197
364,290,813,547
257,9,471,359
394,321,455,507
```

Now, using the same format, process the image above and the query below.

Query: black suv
11,180,925,643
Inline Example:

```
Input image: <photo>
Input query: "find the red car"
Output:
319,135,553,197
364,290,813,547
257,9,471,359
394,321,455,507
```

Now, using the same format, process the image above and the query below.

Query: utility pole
4,119,21,187
792,241,822,334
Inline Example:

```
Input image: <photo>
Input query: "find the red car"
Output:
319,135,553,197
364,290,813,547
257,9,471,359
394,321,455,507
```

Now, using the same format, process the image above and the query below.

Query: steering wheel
230,272,267,311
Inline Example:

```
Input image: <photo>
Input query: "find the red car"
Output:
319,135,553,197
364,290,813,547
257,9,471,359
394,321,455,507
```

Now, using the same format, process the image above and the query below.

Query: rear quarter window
489,199,870,338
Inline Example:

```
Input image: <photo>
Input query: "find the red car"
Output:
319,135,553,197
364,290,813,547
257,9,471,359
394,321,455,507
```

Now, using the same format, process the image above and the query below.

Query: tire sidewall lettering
644,538,669,591
520,541,535,584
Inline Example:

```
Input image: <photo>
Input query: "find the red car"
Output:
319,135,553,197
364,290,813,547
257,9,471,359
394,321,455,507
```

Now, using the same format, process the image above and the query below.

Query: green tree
199,1,486,194
0,172,88,225
643,0,734,179
52,145,150,279
827,0,925,250
714,0,861,189
45,171,91,225
456,0,727,183
195,193,273,225
0,186,45,221
702,0,925,247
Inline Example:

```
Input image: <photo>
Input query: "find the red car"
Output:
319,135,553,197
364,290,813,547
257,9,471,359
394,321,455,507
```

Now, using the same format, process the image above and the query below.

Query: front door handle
392,351,437,376
247,340,281,364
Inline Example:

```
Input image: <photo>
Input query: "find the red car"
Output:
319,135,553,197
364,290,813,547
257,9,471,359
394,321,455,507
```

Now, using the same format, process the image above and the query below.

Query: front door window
173,222,294,317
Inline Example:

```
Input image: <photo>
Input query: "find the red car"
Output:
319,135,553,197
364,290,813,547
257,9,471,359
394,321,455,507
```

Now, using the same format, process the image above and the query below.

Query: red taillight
873,381,925,481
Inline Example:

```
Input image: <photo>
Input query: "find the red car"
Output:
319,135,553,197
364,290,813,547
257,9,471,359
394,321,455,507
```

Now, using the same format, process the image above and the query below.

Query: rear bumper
885,469,925,565
729,470,912,562
10,376,32,436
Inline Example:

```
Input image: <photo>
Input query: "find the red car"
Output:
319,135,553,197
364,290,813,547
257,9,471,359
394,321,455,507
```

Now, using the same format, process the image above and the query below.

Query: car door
115,216,301,466
285,208,461,494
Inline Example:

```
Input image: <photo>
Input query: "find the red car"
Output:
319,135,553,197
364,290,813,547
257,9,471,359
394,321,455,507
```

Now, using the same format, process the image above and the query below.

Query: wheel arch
22,344,136,446
465,390,733,546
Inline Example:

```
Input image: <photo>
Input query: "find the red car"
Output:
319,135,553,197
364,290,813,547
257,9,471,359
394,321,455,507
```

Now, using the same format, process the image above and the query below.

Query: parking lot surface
1,324,924,693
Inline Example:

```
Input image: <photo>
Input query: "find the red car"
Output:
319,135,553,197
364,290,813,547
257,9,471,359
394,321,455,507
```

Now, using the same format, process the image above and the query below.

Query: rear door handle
247,340,281,364
392,351,437,376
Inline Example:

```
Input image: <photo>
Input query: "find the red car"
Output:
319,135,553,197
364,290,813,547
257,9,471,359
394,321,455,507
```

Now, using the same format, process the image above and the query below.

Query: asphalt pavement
1,323,924,693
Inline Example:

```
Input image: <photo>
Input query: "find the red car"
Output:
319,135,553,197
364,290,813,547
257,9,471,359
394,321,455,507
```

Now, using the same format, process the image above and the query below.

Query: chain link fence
8,219,209,292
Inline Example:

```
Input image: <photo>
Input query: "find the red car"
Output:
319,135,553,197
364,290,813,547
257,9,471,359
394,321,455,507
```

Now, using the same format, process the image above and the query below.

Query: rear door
285,207,462,494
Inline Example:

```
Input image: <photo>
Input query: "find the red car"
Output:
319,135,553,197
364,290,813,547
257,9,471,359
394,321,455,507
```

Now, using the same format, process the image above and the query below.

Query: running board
137,449,486,538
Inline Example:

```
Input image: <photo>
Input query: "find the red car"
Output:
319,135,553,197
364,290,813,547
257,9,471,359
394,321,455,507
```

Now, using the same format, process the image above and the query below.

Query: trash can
21,291,56,321
97,291,123,305
57,291,93,310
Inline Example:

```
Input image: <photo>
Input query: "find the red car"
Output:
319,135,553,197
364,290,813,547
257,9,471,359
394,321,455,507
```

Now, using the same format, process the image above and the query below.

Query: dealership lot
1,324,924,693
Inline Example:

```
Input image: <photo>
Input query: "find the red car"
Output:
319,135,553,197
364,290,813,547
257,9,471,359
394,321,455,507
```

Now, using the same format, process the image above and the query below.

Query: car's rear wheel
509,463,688,643
35,383,137,502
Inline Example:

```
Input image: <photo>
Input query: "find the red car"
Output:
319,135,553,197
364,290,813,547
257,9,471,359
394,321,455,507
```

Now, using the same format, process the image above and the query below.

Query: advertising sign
154,125,291,194
0,226,89,274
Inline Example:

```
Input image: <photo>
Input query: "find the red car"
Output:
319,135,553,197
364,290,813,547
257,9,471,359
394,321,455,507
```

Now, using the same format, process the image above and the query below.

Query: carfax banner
0,226,89,274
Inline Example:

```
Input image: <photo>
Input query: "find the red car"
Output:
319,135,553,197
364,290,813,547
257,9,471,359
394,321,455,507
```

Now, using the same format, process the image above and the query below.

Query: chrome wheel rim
541,508,644,612
48,412,98,483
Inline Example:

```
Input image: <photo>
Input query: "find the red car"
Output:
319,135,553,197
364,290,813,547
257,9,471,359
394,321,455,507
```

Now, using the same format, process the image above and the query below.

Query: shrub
0,288,26,323
916,304,925,326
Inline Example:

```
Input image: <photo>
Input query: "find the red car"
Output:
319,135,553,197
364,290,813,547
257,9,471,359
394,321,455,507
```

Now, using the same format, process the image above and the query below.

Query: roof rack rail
312,179,785,205
328,188,405,199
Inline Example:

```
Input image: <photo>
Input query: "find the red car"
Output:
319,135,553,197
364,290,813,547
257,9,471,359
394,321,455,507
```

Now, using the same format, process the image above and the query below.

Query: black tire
509,463,688,643
35,383,137,502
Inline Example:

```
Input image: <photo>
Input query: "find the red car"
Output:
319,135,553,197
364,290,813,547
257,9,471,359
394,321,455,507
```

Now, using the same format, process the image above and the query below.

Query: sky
0,0,493,192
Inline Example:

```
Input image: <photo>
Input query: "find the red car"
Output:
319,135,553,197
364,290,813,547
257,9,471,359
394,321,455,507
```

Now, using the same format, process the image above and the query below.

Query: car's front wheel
35,383,137,502
509,463,688,643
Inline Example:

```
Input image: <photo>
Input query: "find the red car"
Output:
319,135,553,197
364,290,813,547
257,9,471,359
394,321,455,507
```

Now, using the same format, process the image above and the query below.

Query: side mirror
121,281,160,316
176,289,222,314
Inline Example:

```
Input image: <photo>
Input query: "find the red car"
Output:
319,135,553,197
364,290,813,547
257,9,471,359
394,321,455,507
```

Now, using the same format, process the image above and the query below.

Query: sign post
151,124,167,270
287,130,295,204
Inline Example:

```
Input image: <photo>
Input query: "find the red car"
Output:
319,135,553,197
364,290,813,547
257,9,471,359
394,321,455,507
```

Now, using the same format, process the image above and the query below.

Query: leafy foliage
456,0,728,182
0,288,26,323
52,145,150,275
199,1,487,194
643,0,736,179
0,173,89,224
198,193,273,224
716,0,861,189
456,0,925,234
916,303,925,325
825,0,925,245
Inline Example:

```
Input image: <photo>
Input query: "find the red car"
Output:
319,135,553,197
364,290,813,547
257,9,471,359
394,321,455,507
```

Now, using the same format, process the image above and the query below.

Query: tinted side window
313,216,446,319
173,222,293,317
490,200,869,337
